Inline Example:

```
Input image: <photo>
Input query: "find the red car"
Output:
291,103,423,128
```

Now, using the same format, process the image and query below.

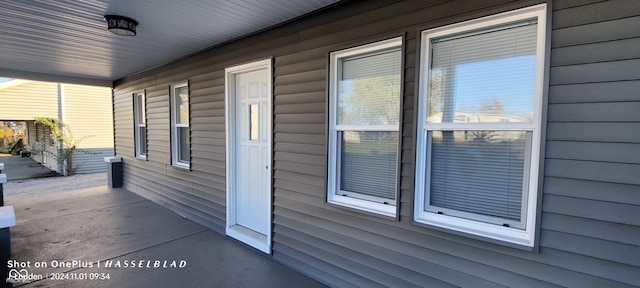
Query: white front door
225,59,272,253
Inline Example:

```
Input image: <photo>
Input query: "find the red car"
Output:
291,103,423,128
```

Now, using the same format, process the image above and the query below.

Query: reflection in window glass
428,22,537,124
338,47,401,126
414,5,547,246
174,86,189,125
171,83,190,167
134,92,147,158
327,37,403,217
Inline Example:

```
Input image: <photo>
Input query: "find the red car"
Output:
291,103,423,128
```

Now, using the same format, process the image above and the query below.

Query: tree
479,97,505,115
428,70,445,117
31,117,95,176
337,75,401,126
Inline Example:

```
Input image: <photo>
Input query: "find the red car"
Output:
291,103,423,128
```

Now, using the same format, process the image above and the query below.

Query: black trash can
104,157,123,188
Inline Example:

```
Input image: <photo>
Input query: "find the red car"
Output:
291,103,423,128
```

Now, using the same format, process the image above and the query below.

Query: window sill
328,195,396,218
171,162,190,170
414,212,534,248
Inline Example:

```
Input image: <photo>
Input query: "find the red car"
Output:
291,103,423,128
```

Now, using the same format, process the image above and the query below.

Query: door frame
224,58,273,254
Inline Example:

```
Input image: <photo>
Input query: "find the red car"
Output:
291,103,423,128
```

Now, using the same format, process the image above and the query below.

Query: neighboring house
0,120,28,152
0,79,114,174
111,1,639,287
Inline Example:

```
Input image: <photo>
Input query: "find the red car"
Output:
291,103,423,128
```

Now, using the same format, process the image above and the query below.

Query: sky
0,78,12,83
453,55,535,119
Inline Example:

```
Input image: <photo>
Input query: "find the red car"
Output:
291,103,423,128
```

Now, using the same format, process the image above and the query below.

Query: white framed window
133,91,147,159
170,82,190,168
327,37,403,217
414,4,547,247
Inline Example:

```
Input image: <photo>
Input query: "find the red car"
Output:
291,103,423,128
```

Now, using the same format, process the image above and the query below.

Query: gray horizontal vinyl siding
70,148,114,174
540,0,640,286
114,75,227,233
112,0,640,287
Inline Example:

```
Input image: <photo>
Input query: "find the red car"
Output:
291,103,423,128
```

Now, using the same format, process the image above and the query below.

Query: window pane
428,21,537,124
178,127,190,162
249,104,258,141
340,131,398,200
174,86,189,125
428,131,527,222
136,94,145,124
138,127,146,155
338,48,401,126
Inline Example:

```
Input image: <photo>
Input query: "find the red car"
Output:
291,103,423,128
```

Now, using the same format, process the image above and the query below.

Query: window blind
335,46,402,202
428,21,537,124
426,21,538,225
342,48,402,79
178,127,190,162
429,131,528,222
138,126,146,155
340,131,398,200
338,47,401,126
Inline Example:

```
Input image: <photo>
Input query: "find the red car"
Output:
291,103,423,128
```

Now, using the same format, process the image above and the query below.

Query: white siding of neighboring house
0,80,59,168
0,80,114,174
61,84,114,174
0,80,58,120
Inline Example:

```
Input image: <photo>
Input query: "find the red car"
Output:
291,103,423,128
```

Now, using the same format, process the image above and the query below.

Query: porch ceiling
0,0,341,87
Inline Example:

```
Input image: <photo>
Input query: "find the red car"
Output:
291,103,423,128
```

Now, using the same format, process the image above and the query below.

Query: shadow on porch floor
6,184,326,287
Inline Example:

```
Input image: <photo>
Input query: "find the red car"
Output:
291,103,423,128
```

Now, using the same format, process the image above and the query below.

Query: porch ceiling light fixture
104,15,138,36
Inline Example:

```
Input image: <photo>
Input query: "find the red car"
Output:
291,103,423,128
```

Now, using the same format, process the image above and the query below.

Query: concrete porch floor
6,185,326,288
